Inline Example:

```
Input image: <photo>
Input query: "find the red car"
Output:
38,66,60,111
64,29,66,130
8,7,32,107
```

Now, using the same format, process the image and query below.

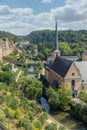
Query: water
52,111,87,130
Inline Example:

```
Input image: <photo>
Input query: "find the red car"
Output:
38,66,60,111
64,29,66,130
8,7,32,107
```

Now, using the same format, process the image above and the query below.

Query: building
0,38,14,61
45,21,87,97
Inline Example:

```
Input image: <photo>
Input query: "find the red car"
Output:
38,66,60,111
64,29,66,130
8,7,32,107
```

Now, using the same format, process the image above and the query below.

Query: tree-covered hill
1,30,87,44
26,30,87,44
0,31,24,42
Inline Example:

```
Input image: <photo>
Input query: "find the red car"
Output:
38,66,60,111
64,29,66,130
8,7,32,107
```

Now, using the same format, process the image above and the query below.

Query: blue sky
0,0,65,13
0,0,87,35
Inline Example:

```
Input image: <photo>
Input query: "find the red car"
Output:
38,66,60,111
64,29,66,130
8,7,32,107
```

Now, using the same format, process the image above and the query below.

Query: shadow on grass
51,111,87,130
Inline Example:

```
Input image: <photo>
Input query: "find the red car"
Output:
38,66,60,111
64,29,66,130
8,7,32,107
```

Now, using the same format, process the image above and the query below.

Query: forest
26,30,87,44
0,30,87,44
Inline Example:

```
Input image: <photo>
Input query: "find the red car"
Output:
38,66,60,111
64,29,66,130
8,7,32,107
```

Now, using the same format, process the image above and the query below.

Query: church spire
55,19,58,50
52,19,60,60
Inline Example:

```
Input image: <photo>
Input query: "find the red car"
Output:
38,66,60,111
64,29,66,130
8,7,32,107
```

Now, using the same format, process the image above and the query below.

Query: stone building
0,38,14,61
45,21,87,97
82,50,87,61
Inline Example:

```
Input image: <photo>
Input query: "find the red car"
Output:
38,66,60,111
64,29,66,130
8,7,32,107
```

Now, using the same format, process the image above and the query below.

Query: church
45,21,87,98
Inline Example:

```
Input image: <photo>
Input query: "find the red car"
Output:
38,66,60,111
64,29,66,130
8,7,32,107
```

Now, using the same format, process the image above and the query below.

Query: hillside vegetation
26,30,87,44
0,31,24,42
0,30,87,44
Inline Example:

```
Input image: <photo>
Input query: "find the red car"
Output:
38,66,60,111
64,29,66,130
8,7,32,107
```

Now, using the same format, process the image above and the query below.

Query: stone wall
45,67,64,87
64,63,82,94
0,38,14,61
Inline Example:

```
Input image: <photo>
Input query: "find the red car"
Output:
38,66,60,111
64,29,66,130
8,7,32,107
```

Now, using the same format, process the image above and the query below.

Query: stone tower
52,19,60,61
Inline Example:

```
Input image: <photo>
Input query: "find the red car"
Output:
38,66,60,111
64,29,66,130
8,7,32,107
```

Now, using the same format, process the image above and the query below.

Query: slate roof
47,56,73,78
75,61,87,83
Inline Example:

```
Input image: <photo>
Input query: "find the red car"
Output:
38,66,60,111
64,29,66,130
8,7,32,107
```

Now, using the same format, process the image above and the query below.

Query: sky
0,0,87,35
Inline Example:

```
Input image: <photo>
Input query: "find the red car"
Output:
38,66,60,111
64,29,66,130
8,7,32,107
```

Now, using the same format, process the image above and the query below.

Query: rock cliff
0,38,14,61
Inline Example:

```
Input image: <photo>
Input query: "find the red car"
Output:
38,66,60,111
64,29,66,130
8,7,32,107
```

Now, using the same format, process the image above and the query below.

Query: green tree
59,42,72,56
48,84,72,111
19,77,42,99
0,71,15,85
78,91,87,103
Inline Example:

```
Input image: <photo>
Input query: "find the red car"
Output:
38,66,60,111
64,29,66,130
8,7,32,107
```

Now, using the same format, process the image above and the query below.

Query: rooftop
75,61,87,83
48,56,73,78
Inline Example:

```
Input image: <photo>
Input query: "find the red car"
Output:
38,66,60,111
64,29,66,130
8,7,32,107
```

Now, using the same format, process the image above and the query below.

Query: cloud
0,5,11,15
0,0,87,35
41,0,53,4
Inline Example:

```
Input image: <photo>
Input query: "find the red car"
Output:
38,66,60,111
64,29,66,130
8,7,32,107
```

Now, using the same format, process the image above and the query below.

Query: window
72,73,75,76
72,80,75,86
71,80,75,90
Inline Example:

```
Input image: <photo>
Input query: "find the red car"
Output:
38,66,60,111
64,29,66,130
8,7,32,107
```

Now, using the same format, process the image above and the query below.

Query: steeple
48,19,61,62
52,19,60,59
55,19,58,50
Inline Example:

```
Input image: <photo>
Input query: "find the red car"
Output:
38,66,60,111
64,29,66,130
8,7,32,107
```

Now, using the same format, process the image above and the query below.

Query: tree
78,91,87,103
59,42,72,56
0,71,15,85
48,84,72,111
19,77,43,100
57,84,72,111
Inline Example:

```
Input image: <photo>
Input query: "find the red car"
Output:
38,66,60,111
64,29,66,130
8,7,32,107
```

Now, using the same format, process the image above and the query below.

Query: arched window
52,80,58,89
71,80,75,90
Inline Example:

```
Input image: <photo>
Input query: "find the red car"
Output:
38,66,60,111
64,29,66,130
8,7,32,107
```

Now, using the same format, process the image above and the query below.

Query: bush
34,121,42,130
0,95,5,104
18,118,34,130
6,96,18,110
79,91,87,103
45,123,57,130
14,109,22,119
58,126,66,130
70,102,87,123
0,82,8,91
39,112,48,125
4,108,15,119
0,116,6,122
1,65,10,71
0,71,15,85
28,112,34,122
